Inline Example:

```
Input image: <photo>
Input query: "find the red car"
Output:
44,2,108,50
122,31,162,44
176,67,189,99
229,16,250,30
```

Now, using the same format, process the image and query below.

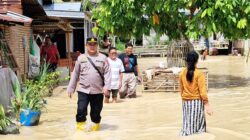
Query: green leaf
207,8,213,16
201,9,207,18
244,6,250,14
92,26,99,35
212,22,217,31
111,0,115,7
215,0,222,9
232,1,236,7
0,105,5,118
226,4,233,10
188,1,192,7
237,18,247,29
231,17,236,23
0,105,12,130
111,26,114,34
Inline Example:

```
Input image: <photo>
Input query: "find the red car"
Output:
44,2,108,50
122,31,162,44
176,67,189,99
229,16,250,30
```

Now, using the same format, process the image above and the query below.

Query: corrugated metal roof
42,2,85,19
43,2,82,12
45,10,85,19
0,11,32,23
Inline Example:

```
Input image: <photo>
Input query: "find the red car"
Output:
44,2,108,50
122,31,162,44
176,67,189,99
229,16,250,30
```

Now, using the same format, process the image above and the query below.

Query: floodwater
1,56,250,140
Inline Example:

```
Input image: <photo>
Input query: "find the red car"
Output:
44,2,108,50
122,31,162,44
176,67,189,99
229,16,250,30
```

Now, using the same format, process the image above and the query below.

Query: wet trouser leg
89,94,104,123
76,92,89,122
48,63,57,72
119,73,128,98
127,73,137,97
111,89,119,98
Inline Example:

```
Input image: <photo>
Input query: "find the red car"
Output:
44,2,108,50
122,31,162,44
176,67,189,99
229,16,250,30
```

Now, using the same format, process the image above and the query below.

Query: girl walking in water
179,51,213,136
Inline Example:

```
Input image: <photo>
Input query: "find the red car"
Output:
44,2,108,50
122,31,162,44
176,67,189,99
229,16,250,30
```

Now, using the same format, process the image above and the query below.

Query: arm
119,62,124,89
55,46,60,60
103,59,111,90
57,50,60,60
135,65,139,77
179,74,184,94
118,72,123,89
67,58,80,98
40,46,45,61
198,73,213,115
134,56,141,81
197,73,208,104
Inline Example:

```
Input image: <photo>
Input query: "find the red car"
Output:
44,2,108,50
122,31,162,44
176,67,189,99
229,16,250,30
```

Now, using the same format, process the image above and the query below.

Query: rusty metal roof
0,11,32,23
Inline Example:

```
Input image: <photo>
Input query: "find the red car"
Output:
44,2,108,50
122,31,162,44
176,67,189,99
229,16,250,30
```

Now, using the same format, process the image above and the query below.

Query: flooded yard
1,56,250,140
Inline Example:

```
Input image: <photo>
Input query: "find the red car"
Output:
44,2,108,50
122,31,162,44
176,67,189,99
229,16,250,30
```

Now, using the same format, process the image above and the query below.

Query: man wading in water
67,37,111,131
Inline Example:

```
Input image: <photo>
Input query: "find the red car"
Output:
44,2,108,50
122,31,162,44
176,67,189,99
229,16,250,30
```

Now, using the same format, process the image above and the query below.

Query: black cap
87,37,98,43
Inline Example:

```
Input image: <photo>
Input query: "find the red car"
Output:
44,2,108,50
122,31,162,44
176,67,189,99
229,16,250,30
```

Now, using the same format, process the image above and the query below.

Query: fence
134,40,191,67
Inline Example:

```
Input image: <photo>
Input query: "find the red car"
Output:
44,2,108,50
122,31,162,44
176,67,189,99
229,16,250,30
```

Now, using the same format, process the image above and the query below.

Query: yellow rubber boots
77,122,100,131
76,122,86,131
91,123,100,131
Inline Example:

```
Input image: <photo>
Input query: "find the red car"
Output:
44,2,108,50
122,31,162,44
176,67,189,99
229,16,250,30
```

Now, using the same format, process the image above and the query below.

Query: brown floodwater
1,56,250,140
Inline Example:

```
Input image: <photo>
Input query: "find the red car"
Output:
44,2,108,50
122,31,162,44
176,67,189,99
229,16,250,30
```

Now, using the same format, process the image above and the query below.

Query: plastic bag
28,39,40,78
28,55,40,78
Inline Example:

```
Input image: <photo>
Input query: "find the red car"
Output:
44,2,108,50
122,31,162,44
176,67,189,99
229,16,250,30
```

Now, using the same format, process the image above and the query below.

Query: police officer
67,37,111,131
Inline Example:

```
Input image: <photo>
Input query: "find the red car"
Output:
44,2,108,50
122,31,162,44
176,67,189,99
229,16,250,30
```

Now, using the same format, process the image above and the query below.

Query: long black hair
186,51,199,82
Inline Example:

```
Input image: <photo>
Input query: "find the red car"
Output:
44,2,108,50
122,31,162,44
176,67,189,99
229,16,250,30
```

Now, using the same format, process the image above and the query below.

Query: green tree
92,0,250,40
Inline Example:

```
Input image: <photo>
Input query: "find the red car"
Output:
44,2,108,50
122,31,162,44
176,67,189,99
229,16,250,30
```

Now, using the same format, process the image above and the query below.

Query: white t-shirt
108,57,125,89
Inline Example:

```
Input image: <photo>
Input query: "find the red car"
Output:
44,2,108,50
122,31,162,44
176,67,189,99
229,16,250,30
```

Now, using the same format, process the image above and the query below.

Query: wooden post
65,31,71,76
22,36,27,81
84,20,88,46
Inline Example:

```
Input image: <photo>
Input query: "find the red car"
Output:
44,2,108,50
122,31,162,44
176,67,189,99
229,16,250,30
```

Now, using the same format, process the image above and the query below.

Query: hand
137,76,142,82
205,103,213,116
102,87,109,96
136,76,142,83
118,81,122,89
68,92,73,98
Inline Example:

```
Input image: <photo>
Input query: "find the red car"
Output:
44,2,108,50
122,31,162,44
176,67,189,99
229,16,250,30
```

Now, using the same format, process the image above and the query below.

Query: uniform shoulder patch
78,54,88,63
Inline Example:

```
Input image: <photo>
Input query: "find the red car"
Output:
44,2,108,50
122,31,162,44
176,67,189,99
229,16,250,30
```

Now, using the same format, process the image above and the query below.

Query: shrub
0,105,11,131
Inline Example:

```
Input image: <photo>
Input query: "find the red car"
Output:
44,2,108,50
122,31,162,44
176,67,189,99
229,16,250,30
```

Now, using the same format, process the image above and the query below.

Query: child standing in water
179,51,213,136
105,47,124,103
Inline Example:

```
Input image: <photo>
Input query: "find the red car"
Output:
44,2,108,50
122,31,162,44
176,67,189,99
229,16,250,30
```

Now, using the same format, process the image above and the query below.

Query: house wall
0,0,22,14
4,23,31,77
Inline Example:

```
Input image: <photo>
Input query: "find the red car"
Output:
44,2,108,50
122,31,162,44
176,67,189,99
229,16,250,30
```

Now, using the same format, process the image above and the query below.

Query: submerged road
1,56,250,140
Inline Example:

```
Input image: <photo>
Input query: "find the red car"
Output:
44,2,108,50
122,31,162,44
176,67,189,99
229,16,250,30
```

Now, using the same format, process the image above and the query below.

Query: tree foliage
92,0,250,40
